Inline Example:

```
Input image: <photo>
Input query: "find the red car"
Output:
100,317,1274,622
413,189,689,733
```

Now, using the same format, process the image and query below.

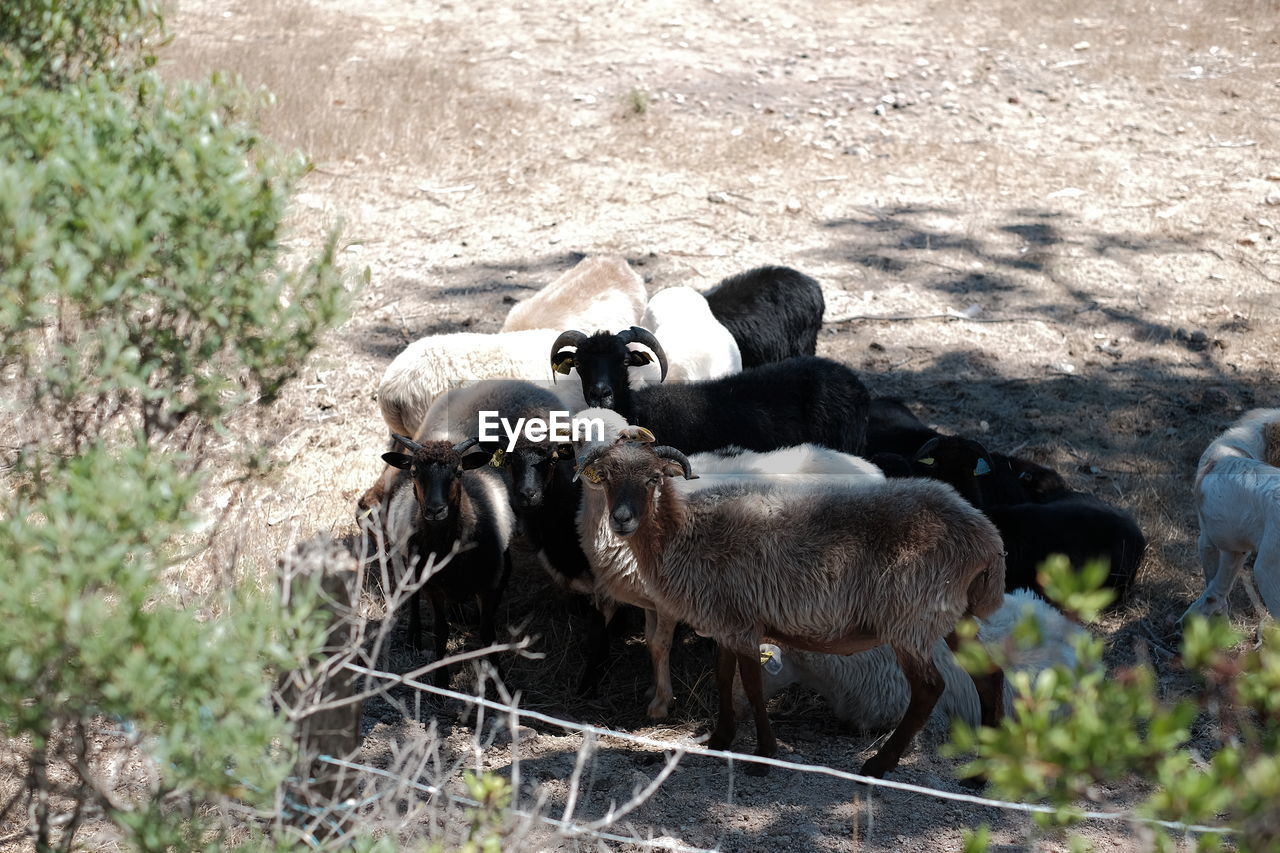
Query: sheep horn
452,437,480,455
617,326,668,382
573,443,611,482
550,329,588,381
392,433,423,452
652,445,696,479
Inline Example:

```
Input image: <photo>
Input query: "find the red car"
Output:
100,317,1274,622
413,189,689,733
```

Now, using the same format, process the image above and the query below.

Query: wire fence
342,660,1235,839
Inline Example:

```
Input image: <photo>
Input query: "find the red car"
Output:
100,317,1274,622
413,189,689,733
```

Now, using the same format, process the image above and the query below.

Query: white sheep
501,255,647,333
638,287,741,382
1182,407,1280,622
738,590,1084,730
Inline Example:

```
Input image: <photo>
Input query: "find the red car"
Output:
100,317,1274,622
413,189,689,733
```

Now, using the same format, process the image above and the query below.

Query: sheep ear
616,426,656,444
626,350,654,367
460,450,491,470
974,458,992,476
552,353,575,375
551,442,574,460
577,464,604,486
917,456,936,467
660,461,687,479
382,452,413,470
488,448,507,468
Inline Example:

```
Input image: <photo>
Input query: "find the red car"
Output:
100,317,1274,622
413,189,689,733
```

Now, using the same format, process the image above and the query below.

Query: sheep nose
610,506,638,536
590,385,614,407
517,488,542,507
423,504,449,521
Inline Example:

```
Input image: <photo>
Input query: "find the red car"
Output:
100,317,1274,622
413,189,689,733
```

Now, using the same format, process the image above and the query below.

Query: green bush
0,2,349,849
950,557,1280,852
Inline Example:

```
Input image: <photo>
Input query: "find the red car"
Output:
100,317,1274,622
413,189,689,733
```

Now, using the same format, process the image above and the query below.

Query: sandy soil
154,0,1280,848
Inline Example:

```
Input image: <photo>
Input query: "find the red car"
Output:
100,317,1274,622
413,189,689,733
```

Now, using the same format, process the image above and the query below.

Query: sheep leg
576,599,620,697
1197,530,1220,585
706,644,739,751
734,649,776,777
1252,531,1280,621
1184,549,1247,621
407,585,423,652
858,648,943,779
644,609,678,719
429,588,451,689
476,552,513,684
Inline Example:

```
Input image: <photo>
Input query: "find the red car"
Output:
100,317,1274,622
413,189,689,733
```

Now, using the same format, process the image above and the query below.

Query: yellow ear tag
759,648,773,665
918,457,935,466
581,465,602,484
489,448,506,468
553,358,574,375
636,427,656,443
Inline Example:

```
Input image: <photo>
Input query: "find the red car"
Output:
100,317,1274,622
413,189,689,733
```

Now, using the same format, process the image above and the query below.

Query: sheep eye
918,457,935,466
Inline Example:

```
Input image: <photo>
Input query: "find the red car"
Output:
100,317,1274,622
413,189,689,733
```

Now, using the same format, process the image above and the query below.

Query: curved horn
392,433,423,452
550,329,589,371
573,443,612,482
617,326,668,382
452,437,480,455
651,445,696,479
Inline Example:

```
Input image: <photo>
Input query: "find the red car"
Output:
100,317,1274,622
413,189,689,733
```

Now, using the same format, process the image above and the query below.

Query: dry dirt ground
158,0,1279,849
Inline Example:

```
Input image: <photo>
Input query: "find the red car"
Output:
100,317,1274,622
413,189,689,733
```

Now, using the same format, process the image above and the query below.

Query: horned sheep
577,434,1006,778
568,410,887,719
380,434,515,688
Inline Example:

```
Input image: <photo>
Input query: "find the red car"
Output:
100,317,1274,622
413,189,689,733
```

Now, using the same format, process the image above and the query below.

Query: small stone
1025,408,1042,419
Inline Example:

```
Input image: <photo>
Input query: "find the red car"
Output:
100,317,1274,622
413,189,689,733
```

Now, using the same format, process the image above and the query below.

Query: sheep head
577,436,695,537
912,435,995,508
382,435,494,522
550,327,668,412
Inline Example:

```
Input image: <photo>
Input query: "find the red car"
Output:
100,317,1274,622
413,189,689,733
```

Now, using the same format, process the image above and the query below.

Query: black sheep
703,266,825,368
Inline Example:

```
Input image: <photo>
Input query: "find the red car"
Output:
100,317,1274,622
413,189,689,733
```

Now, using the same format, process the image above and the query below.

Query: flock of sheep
356,255,1280,781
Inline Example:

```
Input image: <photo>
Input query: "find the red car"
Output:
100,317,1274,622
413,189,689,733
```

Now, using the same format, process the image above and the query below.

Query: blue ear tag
974,458,992,476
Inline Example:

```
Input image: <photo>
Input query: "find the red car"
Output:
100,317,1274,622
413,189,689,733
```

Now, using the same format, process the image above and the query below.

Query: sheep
1182,408,1280,622
377,329,588,441
568,410,887,718
549,326,669,412
906,434,1145,605
739,590,1084,731
576,434,1006,778
703,266,825,368
865,397,939,458
501,255,647,334
554,352,870,456
638,286,742,382
381,434,515,688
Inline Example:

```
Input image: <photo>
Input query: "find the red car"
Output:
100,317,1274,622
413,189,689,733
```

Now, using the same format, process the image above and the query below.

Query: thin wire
343,662,1236,837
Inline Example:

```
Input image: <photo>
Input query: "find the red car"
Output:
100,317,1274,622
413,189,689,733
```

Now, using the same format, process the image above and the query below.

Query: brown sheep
577,432,1006,779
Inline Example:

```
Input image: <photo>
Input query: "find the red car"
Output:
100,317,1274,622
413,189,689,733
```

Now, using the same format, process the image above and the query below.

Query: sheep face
383,436,492,522
577,438,694,537
1010,458,1071,502
550,327,667,411
505,443,572,509
912,436,994,507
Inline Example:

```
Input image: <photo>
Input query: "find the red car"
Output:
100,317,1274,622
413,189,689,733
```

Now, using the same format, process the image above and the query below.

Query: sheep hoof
856,757,892,780
706,730,734,751
744,758,771,777
957,773,988,791
646,697,673,719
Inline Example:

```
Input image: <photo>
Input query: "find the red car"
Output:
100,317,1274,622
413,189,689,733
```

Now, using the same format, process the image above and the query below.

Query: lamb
381,434,515,688
911,435,1028,508
743,590,1085,731
703,266,825,368
864,397,940,458
1182,408,1280,622
501,255,646,333
577,434,1006,778
554,352,870,456
638,286,742,382
568,410,887,718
